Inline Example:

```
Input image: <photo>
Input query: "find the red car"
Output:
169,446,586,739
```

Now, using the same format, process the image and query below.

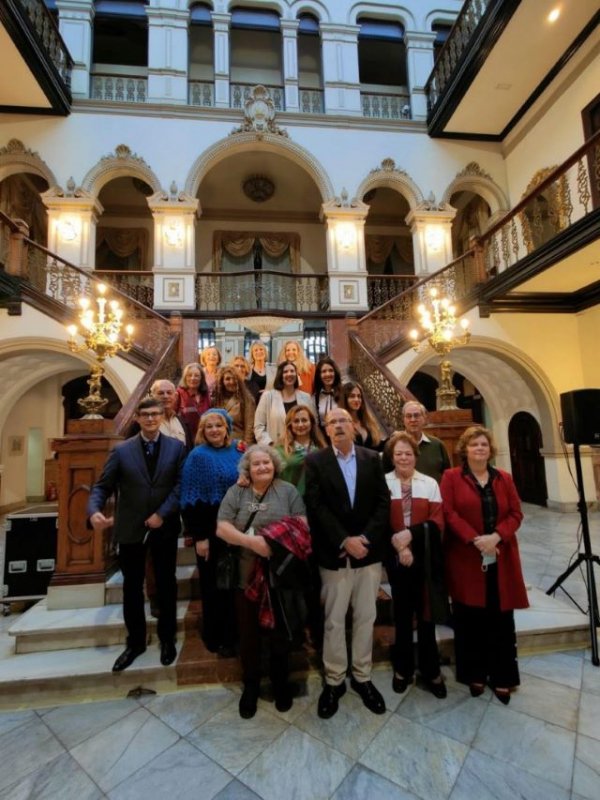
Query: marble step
8,599,190,654
105,565,198,605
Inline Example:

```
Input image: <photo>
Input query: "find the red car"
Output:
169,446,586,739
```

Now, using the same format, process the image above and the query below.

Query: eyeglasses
138,411,162,419
404,413,424,419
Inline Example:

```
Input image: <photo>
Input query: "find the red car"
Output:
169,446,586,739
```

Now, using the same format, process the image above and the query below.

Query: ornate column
320,24,362,115
146,4,190,104
404,30,436,121
321,193,370,312
57,0,95,99
41,185,103,270
147,187,199,311
281,19,300,112
406,198,456,276
211,11,231,108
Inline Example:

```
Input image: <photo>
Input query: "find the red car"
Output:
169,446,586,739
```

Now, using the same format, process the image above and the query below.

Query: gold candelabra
67,283,134,418
409,286,470,410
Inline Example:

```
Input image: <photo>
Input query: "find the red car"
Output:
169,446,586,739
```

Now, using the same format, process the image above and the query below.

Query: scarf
180,442,242,507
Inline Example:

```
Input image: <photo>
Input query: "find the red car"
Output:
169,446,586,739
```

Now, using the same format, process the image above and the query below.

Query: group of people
87,343,528,721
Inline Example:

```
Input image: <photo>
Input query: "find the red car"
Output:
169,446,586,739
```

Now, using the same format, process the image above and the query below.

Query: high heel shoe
469,683,485,697
493,687,510,705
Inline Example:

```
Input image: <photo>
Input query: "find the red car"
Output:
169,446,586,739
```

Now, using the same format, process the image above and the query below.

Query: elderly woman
441,425,528,704
212,366,255,444
175,363,210,441
217,444,308,719
278,340,315,394
200,345,222,397
180,409,244,656
340,380,384,451
254,361,313,446
385,432,447,698
230,355,251,382
247,341,276,404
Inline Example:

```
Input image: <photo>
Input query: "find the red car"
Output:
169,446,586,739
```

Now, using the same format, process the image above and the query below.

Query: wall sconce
425,225,445,254
164,221,184,247
336,223,356,251
58,218,79,242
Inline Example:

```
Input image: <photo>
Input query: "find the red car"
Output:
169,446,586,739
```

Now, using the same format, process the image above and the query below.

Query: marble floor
0,504,598,800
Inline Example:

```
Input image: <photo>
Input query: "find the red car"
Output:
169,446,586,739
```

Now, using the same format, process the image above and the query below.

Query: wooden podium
48,419,121,609
427,409,473,467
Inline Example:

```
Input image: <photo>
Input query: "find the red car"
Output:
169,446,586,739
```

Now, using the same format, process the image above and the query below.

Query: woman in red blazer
441,426,528,704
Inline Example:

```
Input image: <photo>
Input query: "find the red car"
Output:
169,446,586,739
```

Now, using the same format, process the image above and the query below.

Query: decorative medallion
242,175,275,203
231,85,288,139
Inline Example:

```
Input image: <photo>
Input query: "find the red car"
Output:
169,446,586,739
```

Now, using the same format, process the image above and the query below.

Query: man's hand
392,529,412,553
145,513,163,529
90,511,114,532
343,536,369,560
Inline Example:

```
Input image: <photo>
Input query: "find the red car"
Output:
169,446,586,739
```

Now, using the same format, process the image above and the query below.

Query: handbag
215,486,270,590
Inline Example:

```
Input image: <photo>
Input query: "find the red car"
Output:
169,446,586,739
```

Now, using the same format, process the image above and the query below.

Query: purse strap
242,484,271,532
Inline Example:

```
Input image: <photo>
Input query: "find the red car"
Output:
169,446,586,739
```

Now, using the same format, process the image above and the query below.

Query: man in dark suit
305,408,390,718
88,397,186,672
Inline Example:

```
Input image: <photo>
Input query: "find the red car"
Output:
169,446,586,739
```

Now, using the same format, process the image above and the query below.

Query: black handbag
215,487,269,590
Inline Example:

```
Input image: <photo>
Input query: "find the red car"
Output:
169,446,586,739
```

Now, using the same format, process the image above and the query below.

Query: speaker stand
546,443,600,666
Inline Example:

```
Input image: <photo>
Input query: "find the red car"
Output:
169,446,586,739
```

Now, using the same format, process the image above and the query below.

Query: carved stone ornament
230,86,289,139
107,143,149,166
332,188,358,208
0,138,39,157
415,191,450,211
456,162,492,181
370,158,407,176
243,175,275,203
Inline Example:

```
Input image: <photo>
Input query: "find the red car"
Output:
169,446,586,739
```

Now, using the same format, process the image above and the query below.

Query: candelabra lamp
66,283,134,418
409,287,471,411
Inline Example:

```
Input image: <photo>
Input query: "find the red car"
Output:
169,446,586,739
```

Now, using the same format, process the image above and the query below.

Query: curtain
96,228,148,263
365,235,413,266
213,231,300,272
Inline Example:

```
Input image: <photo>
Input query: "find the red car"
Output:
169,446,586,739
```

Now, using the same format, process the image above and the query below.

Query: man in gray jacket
88,397,186,671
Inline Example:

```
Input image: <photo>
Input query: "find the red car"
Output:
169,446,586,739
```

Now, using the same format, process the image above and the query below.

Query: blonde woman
247,341,276,403
199,345,222,397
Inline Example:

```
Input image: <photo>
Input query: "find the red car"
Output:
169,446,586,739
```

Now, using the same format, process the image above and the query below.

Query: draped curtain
213,231,300,272
365,235,413,266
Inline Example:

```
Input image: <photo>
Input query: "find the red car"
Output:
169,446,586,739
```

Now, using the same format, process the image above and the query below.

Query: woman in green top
275,404,326,496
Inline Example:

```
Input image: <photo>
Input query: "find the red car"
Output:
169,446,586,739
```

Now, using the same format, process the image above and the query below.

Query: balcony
361,88,411,121
0,0,72,114
230,83,284,112
426,0,599,139
91,72,147,104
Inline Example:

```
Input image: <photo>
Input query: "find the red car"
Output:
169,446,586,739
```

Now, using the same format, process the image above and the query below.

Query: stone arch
442,162,509,222
185,131,335,202
424,9,459,29
348,3,416,28
80,144,163,198
291,0,331,23
0,139,58,188
355,158,424,210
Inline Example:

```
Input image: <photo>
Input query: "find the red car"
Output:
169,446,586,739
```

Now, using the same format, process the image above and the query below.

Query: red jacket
441,467,528,611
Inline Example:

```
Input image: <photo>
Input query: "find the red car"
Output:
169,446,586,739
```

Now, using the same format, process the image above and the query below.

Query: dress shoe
239,684,259,719
350,678,386,715
469,683,485,697
392,674,412,694
493,687,511,705
425,677,447,699
160,641,177,666
274,683,294,713
317,682,346,719
112,646,146,672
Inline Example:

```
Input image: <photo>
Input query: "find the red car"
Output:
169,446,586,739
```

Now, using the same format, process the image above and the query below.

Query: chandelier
67,283,134,418
409,286,470,410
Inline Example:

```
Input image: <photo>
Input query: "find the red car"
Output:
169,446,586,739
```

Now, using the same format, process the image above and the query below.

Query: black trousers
235,589,289,690
195,541,237,651
453,563,520,688
390,563,441,681
119,529,178,650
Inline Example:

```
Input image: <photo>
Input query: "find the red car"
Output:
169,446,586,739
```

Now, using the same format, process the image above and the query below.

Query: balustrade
195,271,328,314
188,81,215,107
230,83,284,111
361,92,411,121
91,74,147,103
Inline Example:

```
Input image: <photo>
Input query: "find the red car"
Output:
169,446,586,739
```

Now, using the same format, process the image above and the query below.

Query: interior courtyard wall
577,305,600,387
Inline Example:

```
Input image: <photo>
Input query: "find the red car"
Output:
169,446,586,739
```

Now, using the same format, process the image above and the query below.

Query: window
93,1,148,67
432,23,452,63
304,323,328,362
358,18,407,88
198,322,216,352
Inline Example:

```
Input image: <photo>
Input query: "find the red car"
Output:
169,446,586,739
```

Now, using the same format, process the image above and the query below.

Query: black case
3,504,58,601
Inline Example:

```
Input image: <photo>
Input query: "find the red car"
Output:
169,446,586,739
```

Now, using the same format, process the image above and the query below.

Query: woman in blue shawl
181,408,245,656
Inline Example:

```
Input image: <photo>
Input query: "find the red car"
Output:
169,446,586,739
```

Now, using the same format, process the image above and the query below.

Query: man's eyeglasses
138,411,162,419
404,413,424,419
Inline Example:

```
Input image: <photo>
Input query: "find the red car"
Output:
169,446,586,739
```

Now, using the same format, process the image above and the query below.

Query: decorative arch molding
424,9,459,29
398,335,561,451
80,144,163,198
225,1,287,18
291,0,331,23
442,163,509,218
184,131,335,202
348,3,416,28
0,139,58,189
355,158,424,210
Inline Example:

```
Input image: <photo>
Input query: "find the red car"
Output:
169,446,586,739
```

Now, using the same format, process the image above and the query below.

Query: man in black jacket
305,408,390,718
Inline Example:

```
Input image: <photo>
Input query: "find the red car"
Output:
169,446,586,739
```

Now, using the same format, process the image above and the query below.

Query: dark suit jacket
87,433,186,545
304,445,390,569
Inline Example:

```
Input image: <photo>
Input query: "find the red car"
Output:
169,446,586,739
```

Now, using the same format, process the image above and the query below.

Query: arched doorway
509,411,548,506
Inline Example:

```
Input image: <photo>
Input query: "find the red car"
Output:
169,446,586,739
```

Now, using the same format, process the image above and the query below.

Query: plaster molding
355,157,424,210
0,139,58,189
442,162,509,216
80,144,163,197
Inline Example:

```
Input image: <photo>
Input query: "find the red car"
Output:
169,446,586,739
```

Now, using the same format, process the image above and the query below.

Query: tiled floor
0,504,598,799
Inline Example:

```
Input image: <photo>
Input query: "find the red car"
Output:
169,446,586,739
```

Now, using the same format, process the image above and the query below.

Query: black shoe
112,646,146,672
317,682,346,719
392,674,412,694
426,677,447,699
350,678,386,714
469,683,486,697
160,642,177,666
274,684,294,713
493,688,511,705
239,684,259,719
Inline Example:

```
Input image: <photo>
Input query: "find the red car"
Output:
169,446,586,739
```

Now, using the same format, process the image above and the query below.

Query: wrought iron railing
361,92,411,121
94,270,154,308
17,0,72,88
367,274,418,310
425,0,492,113
230,83,284,111
299,88,324,114
195,270,329,314
91,74,147,103
189,80,215,107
